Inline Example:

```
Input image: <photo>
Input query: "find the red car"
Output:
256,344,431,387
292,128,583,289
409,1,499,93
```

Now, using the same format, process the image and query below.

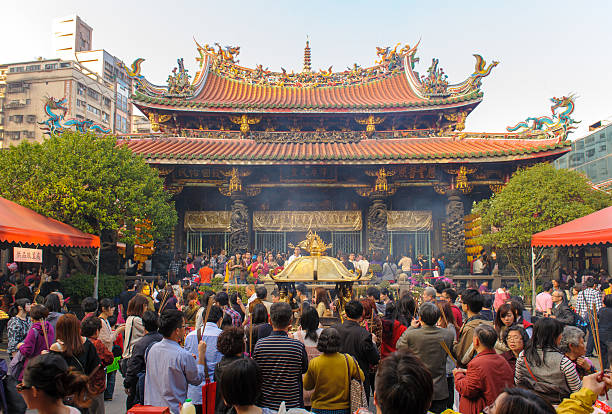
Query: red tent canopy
531,206,612,247
0,197,100,248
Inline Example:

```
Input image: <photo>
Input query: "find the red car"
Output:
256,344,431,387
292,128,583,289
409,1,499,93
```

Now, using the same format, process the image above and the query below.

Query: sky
2,0,611,137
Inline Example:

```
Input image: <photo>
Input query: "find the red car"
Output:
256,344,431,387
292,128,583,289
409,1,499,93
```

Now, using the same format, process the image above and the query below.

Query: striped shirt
253,330,308,410
515,350,582,394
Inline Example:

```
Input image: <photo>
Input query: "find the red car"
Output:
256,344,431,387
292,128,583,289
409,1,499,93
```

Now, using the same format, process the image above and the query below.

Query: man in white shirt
287,247,302,265
349,253,359,272
356,254,370,277
246,284,257,307
398,254,412,275
472,256,485,274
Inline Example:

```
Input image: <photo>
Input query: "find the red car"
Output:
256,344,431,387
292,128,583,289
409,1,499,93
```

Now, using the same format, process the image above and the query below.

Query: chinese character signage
13,247,43,263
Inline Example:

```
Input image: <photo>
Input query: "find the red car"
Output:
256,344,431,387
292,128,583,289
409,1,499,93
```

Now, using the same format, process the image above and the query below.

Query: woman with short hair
559,325,595,378
501,324,529,374
303,328,364,414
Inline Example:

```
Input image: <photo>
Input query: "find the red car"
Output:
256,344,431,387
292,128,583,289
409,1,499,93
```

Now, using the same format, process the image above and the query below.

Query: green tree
473,163,611,298
0,131,177,271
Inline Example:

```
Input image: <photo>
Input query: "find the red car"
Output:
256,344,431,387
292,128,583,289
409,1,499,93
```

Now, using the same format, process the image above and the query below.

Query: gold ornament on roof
229,114,261,136
288,229,333,257
444,111,468,131
148,113,172,132
355,115,385,136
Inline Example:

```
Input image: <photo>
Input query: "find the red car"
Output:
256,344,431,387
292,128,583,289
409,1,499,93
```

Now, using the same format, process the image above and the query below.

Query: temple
118,40,576,273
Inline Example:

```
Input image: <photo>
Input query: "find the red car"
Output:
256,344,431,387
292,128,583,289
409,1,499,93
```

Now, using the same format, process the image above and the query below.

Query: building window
44,63,58,70
26,115,36,123
7,131,21,140
76,114,85,120
60,62,71,68
102,112,110,123
25,65,40,72
9,115,24,123
77,99,86,108
23,131,35,139
7,82,26,93
87,104,101,116
87,88,100,101
9,67,24,73
77,83,86,96
103,97,111,108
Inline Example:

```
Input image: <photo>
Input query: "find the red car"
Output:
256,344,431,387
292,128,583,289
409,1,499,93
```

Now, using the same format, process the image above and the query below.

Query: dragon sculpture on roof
506,95,580,139
39,96,110,136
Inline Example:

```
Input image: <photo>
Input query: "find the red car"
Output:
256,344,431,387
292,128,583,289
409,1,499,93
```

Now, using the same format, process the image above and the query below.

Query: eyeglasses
16,383,32,392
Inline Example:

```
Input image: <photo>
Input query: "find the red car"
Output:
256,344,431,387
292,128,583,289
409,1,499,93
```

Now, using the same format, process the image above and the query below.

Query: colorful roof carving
118,134,570,165
507,95,580,140
126,41,498,114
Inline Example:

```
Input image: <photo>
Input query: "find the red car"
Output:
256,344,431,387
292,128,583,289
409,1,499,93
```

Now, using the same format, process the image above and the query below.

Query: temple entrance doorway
389,231,431,262
186,231,229,255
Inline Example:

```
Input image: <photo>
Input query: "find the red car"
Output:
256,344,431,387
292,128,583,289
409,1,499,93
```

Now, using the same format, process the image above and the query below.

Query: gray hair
423,287,436,299
419,302,441,326
559,326,584,354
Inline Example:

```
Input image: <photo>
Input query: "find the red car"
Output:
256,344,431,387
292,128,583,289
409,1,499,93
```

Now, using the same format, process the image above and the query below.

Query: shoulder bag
344,353,367,412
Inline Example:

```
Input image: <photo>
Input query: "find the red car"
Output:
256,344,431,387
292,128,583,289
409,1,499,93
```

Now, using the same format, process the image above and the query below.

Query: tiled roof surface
119,136,571,165
133,71,482,112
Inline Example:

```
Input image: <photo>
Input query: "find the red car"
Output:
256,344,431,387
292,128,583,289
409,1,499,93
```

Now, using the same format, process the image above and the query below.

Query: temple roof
119,134,570,165
133,71,482,113
126,42,498,115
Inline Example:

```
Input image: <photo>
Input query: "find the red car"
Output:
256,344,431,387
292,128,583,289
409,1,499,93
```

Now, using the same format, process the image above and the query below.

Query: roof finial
303,36,311,73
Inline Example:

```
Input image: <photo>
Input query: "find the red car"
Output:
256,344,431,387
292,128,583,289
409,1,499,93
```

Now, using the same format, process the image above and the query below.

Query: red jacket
381,320,407,359
454,349,514,414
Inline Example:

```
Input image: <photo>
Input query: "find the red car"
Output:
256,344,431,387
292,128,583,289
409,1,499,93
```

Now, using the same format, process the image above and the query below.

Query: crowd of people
164,249,446,286
3,261,612,414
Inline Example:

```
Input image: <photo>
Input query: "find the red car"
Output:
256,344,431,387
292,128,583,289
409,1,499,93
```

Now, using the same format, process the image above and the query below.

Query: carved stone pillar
367,196,388,255
229,195,249,254
445,190,466,274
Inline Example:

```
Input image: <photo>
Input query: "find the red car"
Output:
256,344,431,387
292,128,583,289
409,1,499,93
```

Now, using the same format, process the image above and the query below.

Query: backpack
135,340,159,405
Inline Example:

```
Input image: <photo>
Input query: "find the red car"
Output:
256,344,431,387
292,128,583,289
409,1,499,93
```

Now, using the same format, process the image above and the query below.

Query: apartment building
0,59,115,147
553,121,612,190
53,15,133,134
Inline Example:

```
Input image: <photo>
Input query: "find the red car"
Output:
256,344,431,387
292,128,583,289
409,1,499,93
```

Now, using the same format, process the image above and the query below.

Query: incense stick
249,310,254,356
439,340,457,365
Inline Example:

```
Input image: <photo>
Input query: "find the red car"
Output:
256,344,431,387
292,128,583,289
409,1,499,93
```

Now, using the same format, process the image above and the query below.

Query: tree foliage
0,131,177,245
473,163,611,290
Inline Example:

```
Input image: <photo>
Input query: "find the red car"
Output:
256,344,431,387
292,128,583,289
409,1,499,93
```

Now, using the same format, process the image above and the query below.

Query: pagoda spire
303,37,311,73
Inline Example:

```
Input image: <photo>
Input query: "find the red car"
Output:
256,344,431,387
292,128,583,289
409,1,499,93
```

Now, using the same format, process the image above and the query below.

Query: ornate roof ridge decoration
123,40,498,103
118,128,555,142
39,96,110,136
506,94,580,140
252,130,365,143
196,40,417,89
